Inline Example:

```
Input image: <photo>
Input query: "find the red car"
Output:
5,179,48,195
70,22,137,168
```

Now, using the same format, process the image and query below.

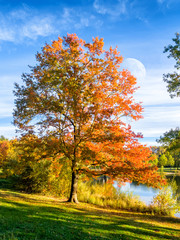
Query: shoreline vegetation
0,173,179,215
160,168,180,176
165,172,180,176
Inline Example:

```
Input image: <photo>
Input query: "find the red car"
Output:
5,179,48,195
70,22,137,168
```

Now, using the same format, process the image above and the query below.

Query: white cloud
157,0,177,4
9,6,30,20
123,58,180,145
156,0,179,8
75,17,89,29
0,7,56,42
133,67,179,106
93,0,179,24
59,8,101,30
22,17,55,40
0,28,14,41
0,75,19,88
93,0,127,16
92,0,150,24
0,126,16,139
130,104,180,145
0,5,103,43
0,75,19,118
122,58,176,105
139,139,161,147
0,104,13,117
144,106,180,122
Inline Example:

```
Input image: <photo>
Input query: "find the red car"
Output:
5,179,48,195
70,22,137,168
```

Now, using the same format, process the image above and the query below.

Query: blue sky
0,0,180,145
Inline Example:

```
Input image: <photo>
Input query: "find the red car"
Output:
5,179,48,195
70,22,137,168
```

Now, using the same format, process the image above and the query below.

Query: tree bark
68,171,79,203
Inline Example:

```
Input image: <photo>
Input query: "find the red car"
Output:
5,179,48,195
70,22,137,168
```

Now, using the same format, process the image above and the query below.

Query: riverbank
0,188,180,240
159,168,180,176
165,172,180,176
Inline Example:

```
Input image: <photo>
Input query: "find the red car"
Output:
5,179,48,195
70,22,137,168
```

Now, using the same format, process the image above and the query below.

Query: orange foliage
13,34,165,191
0,140,9,166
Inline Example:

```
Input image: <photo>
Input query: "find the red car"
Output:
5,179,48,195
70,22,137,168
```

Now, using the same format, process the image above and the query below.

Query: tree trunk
68,171,79,203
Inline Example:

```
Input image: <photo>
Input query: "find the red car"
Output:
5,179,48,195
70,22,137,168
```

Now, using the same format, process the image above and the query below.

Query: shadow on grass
0,191,180,240
70,203,180,224
0,178,15,190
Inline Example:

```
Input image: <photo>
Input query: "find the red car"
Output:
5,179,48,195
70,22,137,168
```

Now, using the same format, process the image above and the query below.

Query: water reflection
114,175,180,218
114,181,159,204
167,175,180,201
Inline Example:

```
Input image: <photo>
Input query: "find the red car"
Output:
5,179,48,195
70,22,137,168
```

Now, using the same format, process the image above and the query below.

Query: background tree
0,139,10,169
0,135,7,141
1,135,71,195
157,128,180,169
14,34,165,203
151,146,165,156
162,34,180,169
158,154,168,167
0,138,18,179
166,152,175,168
163,33,180,98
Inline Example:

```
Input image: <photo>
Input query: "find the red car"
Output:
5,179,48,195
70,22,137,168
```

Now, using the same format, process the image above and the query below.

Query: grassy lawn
158,167,180,175
0,180,180,240
163,167,179,172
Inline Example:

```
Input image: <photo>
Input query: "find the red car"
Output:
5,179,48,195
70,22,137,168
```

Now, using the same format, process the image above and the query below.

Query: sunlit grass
158,167,180,174
0,186,180,240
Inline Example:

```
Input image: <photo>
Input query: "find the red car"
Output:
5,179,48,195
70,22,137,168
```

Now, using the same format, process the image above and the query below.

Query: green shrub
150,187,180,216
3,154,71,197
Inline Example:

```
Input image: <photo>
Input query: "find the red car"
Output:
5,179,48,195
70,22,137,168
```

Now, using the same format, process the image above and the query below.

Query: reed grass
78,181,179,216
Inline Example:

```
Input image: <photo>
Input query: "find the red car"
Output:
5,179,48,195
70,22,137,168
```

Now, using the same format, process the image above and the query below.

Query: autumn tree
14,34,165,203
0,138,18,178
0,135,7,141
0,135,71,195
2,135,71,194
0,139,10,168
163,33,180,98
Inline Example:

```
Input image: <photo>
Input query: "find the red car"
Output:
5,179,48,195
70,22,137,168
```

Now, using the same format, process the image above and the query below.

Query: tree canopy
13,34,165,202
158,154,167,167
157,128,180,169
163,33,180,98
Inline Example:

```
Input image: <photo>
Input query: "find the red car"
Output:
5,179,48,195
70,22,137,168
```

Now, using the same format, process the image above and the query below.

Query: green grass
0,183,180,240
158,167,180,175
